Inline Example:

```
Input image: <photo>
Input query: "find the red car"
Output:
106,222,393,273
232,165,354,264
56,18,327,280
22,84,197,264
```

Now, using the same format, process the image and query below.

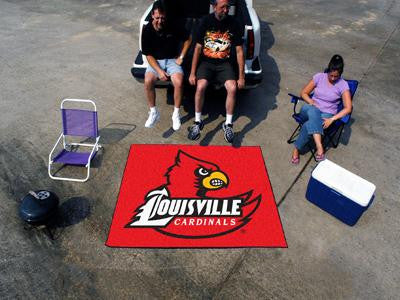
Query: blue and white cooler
306,159,376,226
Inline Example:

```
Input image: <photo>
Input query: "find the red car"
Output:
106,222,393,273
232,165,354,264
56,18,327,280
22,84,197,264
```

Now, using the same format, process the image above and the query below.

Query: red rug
106,145,287,248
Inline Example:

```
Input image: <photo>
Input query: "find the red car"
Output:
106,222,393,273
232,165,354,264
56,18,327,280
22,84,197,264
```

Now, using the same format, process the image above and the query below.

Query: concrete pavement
0,0,399,298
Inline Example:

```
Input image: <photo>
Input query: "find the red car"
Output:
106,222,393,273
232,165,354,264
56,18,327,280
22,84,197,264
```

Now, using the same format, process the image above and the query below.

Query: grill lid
19,190,59,224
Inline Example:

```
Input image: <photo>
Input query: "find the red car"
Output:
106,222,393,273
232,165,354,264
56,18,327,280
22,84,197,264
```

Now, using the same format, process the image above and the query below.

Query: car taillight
246,29,254,59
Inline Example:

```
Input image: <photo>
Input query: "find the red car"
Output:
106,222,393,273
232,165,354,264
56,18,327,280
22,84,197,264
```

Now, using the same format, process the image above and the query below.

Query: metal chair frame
48,99,101,182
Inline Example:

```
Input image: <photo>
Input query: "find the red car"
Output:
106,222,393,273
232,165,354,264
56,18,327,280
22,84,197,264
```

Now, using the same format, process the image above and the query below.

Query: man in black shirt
142,1,191,130
188,0,245,143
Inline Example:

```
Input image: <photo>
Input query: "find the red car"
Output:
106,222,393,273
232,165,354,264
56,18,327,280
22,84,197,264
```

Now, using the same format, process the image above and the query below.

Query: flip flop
291,156,300,165
315,153,325,162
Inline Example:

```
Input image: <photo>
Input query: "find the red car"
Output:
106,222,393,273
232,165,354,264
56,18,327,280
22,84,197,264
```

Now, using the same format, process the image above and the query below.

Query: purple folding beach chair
48,99,101,182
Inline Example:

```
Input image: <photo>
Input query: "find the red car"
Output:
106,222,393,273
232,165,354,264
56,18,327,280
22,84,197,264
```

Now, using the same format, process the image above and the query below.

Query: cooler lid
311,159,376,207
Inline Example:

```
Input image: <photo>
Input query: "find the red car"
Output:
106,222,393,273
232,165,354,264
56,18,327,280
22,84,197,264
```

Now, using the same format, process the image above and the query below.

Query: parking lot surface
0,0,399,298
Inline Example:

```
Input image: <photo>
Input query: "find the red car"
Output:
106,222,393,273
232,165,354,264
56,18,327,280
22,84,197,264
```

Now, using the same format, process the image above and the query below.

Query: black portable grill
19,190,59,233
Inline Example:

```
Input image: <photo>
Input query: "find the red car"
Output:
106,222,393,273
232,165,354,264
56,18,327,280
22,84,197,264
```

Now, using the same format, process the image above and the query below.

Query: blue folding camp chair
287,79,359,160
48,99,101,182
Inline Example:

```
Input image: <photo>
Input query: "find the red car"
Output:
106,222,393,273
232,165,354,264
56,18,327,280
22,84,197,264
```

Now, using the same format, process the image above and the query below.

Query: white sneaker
145,109,160,128
172,113,181,131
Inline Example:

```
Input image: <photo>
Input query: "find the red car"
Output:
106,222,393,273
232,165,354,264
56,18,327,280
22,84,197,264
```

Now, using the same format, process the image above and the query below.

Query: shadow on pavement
55,196,91,228
37,196,92,240
233,21,279,147
98,123,136,144
339,118,354,146
89,122,136,167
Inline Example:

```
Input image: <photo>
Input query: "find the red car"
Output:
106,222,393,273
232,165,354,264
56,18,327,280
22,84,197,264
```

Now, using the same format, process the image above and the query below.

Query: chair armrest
288,93,303,103
288,93,304,115
49,133,63,162
340,114,351,124
86,136,101,166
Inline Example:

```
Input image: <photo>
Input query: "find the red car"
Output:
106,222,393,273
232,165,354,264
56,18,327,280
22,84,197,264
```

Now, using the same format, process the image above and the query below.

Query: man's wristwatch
179,55,184,60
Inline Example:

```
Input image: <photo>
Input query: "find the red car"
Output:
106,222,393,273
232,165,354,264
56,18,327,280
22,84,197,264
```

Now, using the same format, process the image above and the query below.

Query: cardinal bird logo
125,150,261,239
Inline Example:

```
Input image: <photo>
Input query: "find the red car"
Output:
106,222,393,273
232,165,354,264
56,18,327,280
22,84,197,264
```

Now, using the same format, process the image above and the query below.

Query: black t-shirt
195,14,243,64
142,21,189,59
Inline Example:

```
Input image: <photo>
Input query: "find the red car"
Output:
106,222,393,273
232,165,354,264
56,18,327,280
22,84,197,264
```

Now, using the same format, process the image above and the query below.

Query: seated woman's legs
292,104,327,160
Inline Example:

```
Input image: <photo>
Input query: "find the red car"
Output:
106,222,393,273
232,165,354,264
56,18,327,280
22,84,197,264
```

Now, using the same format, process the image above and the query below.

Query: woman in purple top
291,55,352,164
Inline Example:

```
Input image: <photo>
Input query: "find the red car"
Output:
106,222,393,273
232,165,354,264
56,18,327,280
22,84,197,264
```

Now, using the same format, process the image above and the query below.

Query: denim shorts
145,59,183,77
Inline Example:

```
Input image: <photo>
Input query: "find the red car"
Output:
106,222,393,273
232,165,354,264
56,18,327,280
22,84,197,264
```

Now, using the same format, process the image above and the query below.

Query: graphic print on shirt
203,30,232,59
